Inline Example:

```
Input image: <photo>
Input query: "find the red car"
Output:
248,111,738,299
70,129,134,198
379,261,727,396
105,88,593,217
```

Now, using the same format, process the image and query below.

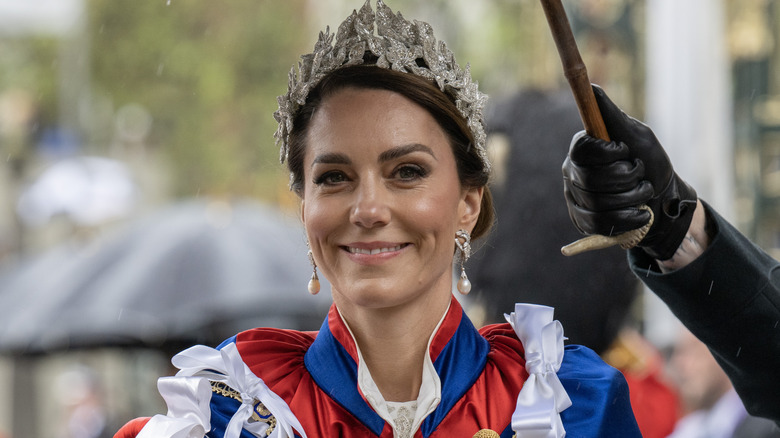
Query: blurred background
0,0,777,437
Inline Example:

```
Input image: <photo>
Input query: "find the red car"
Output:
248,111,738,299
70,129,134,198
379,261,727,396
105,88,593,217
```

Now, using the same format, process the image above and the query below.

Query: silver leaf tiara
273,0,490,171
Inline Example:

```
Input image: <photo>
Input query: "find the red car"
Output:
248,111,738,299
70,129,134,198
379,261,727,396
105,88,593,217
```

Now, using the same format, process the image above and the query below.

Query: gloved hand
562,85,697,260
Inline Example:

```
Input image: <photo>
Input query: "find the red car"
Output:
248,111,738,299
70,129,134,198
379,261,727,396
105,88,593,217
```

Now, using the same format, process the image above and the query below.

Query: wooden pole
539,0,653,256
539,0,609,141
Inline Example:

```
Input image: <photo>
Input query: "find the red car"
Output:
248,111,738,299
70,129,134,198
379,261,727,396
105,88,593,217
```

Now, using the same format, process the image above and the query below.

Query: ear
300,199,306,224
458,186,483,233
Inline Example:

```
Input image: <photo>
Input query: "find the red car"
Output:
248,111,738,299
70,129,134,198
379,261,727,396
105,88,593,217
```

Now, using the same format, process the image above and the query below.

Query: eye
313,170,349,186
394,164,428,181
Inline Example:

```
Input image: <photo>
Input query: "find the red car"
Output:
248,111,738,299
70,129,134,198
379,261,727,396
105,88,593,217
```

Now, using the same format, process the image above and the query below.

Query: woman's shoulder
114,328,318,438
558,345,640,436
220,326,318,352
218,327,318,387
479,322,620,375
479,322,523,346
560,343,620,375
481,322,624,374
480,317,640,436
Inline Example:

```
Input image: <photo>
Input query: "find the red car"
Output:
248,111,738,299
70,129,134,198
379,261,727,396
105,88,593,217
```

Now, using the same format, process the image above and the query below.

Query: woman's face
301,87,482,311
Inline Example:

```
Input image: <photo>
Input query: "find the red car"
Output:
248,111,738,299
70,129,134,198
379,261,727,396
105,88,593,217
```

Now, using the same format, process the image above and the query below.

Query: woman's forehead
306,88,450,156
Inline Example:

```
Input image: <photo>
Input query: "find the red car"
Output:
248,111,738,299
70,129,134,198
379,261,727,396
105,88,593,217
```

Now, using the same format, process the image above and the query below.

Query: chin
334,282,413,310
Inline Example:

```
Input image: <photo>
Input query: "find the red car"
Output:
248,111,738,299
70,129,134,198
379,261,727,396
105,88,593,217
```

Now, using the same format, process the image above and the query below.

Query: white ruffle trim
505,304,573,438
137,343,307,438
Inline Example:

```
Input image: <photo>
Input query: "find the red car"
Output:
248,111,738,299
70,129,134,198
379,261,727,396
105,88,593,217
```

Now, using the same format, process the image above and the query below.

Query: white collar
337,303,449,437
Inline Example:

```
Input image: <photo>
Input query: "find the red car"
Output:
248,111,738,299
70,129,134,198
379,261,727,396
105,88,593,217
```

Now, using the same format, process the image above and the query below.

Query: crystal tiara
273,0,490,171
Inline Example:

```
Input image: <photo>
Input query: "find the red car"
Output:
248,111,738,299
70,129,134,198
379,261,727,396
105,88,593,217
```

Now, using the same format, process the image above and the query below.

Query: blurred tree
0,37,60,256
84,0,566,205
87,0,313,203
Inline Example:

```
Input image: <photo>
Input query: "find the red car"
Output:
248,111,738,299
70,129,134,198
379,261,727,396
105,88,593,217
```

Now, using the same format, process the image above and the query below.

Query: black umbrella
0,198,332,353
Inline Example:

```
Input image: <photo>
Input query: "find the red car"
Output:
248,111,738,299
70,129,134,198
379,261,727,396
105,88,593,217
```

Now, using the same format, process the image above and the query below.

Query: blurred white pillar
646,0,734,214
644,0,734,348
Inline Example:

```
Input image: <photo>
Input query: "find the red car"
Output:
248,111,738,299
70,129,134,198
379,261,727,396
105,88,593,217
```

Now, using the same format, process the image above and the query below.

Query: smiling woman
302,85,480,310
114,1,641,437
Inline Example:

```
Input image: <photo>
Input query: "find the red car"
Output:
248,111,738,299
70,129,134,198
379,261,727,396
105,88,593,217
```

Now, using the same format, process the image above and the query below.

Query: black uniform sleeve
628,201,780,424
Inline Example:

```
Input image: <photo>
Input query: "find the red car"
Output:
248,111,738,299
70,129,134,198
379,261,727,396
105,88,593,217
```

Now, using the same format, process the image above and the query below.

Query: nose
350,177,390,228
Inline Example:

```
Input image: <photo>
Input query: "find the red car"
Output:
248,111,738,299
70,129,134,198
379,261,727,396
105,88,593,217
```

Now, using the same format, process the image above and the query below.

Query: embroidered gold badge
210,380,277,435
472,429,500,438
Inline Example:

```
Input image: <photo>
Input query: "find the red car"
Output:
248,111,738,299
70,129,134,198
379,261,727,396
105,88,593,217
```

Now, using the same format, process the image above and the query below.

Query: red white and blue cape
116,298,640,437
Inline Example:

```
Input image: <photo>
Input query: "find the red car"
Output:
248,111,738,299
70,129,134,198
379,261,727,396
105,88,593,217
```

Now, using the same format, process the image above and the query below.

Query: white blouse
339,305,448,438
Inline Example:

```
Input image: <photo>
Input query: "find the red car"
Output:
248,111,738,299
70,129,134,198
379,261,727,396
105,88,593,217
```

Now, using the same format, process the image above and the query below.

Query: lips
345,243,408,255
348,245,402,255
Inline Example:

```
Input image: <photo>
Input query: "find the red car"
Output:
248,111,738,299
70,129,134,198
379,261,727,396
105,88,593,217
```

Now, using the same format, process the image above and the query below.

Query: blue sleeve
558,345,641,437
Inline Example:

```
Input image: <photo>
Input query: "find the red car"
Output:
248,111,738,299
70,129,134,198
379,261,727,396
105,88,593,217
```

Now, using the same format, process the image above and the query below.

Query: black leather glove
562,85,698,260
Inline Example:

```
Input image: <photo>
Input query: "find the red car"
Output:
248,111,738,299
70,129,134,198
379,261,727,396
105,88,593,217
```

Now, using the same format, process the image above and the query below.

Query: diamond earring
455,229,472,295
307,246,320,295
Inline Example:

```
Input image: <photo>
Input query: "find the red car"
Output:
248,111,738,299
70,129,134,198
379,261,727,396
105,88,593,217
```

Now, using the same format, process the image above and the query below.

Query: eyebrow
378,143,436,163
311,152,351,167
310,143,437,168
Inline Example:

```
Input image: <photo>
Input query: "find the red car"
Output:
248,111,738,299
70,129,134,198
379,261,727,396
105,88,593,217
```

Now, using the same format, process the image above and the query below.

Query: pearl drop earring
307,248,320,295
455,229,472,295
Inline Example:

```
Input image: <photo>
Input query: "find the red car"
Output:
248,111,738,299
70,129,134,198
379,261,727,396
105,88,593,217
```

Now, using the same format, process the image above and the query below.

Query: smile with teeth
347,244,406,255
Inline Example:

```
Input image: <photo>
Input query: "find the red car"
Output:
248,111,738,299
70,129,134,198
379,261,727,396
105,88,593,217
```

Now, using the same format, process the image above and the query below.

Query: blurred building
0,1,779,437
728,0,780,260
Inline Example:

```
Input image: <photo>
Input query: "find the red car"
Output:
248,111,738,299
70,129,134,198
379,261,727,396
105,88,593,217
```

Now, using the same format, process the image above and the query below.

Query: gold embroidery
472,429,500,438
210,381,277,436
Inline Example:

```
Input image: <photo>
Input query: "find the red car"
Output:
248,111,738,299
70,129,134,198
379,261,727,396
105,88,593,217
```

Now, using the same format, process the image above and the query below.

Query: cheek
302,193,352,252
303,200,334,241
406,188,461,239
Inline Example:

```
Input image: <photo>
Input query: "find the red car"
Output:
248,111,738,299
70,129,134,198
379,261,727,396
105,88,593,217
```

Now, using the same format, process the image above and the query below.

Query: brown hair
285,65,494,240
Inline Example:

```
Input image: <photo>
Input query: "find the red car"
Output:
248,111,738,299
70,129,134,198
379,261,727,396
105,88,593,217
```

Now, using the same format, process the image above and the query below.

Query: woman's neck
335,291,451,402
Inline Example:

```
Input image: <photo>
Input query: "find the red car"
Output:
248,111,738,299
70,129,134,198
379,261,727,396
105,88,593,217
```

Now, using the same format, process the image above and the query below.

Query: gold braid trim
210,381,277,436
561,205,654,256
